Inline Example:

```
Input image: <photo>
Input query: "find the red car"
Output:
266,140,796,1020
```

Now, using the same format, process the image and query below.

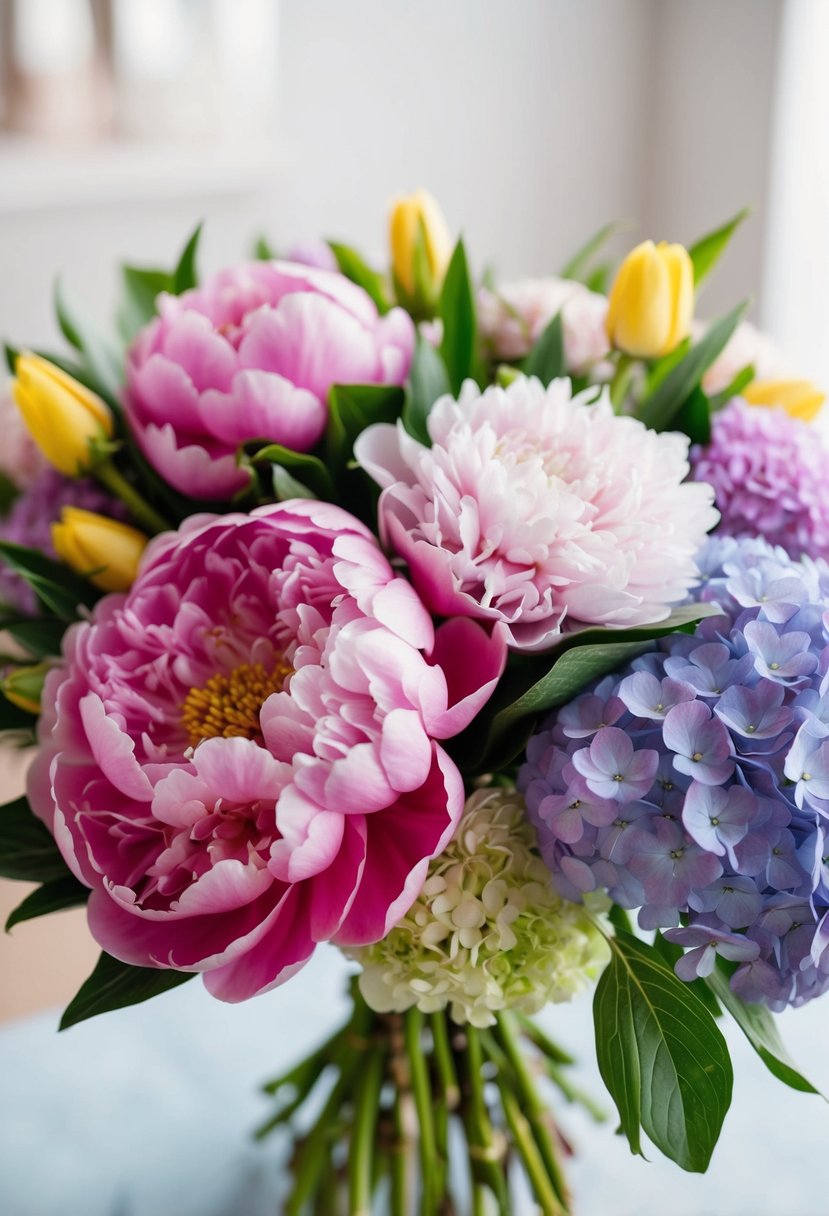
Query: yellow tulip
11,353,114,477
389,189,452,310
52,508,148,593
2,662,53,715
742,378,825,423
606,240,694,359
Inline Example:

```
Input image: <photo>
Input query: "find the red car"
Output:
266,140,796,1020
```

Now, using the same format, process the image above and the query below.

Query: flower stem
608,353,636,411
348,1043,386,1216
404,1007,439,1216
390,1089,415,1216
461,1028,510,1214
498,1081,566,1216
94,460,171,534
430,1012,461,1109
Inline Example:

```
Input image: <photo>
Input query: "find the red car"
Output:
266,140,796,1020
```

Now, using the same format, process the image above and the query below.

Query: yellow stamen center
181,660,291,747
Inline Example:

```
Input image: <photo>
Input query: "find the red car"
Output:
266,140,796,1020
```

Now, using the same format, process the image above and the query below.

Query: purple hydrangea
0,467,126,615
519,535,829,1010
690,399,829,561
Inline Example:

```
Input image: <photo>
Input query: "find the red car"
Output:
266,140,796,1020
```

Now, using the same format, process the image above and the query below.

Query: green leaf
117,266,173,344
402,336,450,445
0,692,38,732
672,386,711,445
688,208,750,289
709,363,755,414
0,797,68,883
0,617,67,658
561,220,628,283
251,444,335,501
705,963,820,1095
439,240,478,395
450,603,717,772
4,342,18,375
0,541,99,619
0,471,19,515
637,300,749,432
326,383,405,473
653,931,721,1018
271,466,316,500
522,312,564,386
253,235,277,261
328,241,390,314
60,951,194,1030
171,223,203,295
6,874,89,931
594,931,733,1172
54,279,124,397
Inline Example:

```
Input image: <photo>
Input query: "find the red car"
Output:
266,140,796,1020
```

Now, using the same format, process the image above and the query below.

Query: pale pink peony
355,377,718,652
699,320,786,395
124,262,415,500
478,278,610,374
28,501,506,1001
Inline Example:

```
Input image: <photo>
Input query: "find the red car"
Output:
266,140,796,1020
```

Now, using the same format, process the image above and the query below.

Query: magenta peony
355,377,718,651
28,501,506,1001
478,277,610,374
690,398,829,560
124,262,415,500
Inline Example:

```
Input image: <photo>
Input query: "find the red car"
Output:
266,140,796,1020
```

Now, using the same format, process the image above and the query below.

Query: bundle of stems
257,982,603,1215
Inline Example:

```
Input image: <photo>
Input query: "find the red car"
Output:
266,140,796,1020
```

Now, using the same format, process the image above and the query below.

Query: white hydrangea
349,787,609,1028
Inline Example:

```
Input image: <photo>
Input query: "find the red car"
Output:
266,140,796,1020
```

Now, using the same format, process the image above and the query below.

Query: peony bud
11,354,114,477
389,189,452,313
51,507,148,592
742,378,825,423
606,240,694,359
2,661,53,715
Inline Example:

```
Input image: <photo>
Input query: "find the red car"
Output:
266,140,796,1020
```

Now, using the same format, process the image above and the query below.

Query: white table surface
1,945,827,1216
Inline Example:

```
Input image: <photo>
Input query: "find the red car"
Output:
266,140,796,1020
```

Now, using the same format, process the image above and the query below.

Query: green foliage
0,618,68,659
171,222,203,295
251,443,336,502
0,541,99,620
522,312,564,385
594,930,732,1172
705,963,821,1095
709,363,755,413
402,336,451,445
117,267,173,344
328,241,391,313
688,208,750,289
326,383,405,475
439,240,479,395
561,220,628,284
60,951,194,1030
5,874,88,931
0,797,68,883
54,278,124,400
637,300,749,432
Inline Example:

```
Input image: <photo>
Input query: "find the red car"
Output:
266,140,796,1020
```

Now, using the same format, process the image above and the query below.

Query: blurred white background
2,2,829,1213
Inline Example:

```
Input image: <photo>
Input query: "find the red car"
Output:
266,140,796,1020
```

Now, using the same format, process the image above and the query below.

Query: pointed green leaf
326,383,405,473
637,300,749,432
251,444,335,501
709,362,755,413
672,386,711,445
0,797,68,883
117,266,173,344
688,208,750,289
171,223,203,295
253,235,277,261
0,541,99,619
402,336,450,445
54,278,124,397
561,220,628,283
705,963,821,1095
522,311,564,386
4,342,18,375
60,951,194,1030
0,617,67,658
594,931,732,1172
328,241,390,314
439,240,478,395
6,874,89,931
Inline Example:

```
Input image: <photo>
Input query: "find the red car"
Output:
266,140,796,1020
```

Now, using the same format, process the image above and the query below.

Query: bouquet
1,191,827,1214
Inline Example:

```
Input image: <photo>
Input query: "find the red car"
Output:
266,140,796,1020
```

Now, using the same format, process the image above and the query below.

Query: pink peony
28,501,506,1001
355,377,718,652
124,262,415,500
478,278,610,374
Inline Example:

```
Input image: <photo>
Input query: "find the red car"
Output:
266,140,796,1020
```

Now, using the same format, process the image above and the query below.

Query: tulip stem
609,354,636,411
94,461,171,535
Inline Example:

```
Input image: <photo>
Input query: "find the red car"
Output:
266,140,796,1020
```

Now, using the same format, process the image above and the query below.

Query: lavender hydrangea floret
519,536,829,1010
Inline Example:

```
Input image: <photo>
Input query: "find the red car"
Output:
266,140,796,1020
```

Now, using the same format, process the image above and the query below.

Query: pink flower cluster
28,502,505,1001
125,262,415,500
478,278,610,374
356,377,718,651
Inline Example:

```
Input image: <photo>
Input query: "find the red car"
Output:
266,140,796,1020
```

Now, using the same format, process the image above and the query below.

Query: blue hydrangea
518,536,829,1010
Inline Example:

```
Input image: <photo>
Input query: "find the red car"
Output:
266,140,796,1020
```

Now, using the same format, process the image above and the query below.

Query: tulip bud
742,378,825,423
11,353,114,477
389,189,452,315
2,661,53,715
51,508,148,593
606,240,694,359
